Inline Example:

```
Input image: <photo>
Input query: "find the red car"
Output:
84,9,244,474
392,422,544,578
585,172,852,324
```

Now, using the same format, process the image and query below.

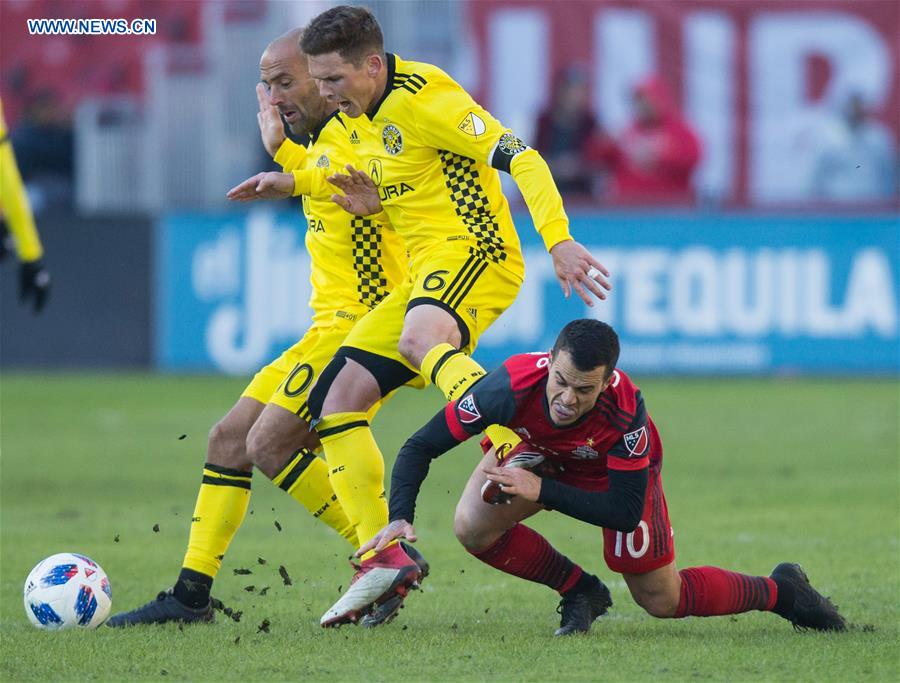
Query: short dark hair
551,319,620,378
300,5,384,65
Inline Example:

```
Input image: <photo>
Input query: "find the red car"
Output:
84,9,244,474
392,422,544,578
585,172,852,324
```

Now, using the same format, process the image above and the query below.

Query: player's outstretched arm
327,164,383,216
356,519,418,557
226,172,294,201
507,149,611,305
400,75,612,305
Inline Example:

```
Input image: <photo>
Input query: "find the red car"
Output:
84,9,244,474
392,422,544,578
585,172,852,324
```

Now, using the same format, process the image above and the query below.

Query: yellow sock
182,464,252,578
421,343,520,458
272,448,357,547
317,412,388,558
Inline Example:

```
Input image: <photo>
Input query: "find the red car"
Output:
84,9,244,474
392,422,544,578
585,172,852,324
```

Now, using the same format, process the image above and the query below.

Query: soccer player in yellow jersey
108,28,417,628
296,6,612,626
0,98,51,312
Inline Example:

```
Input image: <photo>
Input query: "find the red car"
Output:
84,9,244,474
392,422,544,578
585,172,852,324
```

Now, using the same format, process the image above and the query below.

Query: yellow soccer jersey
350,54,573,275
273,112,407,325
0,98,43,262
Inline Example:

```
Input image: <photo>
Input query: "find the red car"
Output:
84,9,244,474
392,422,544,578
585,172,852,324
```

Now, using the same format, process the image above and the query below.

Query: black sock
173,568,213,608
564,571,600,595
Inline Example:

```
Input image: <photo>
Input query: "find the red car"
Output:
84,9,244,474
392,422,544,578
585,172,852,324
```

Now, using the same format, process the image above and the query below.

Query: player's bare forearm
550,240,612,306
226,172,294,202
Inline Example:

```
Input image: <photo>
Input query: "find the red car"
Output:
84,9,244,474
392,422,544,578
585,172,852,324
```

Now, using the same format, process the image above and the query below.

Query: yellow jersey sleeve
408,74,572,252
0,99,43,262
290,166,333,199
273,138,308,171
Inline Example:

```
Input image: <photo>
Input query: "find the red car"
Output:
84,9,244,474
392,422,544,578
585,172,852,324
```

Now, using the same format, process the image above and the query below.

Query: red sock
470,524,582,594
675,566,778,618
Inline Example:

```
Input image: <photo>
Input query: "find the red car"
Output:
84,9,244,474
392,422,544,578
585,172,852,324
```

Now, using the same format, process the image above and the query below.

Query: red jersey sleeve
602,372,652,471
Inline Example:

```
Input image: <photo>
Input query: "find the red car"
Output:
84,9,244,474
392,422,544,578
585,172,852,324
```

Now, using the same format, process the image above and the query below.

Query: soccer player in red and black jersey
360,319,846,636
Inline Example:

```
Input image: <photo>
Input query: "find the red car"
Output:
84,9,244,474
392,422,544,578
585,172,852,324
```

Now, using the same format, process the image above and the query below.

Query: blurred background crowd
2,0,897,213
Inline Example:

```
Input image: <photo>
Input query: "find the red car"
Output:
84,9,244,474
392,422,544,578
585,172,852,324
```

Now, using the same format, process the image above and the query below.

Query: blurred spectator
590,76,701,205
811,93,898,202
9,90,74,208
535,66,598,199
10,90,74,181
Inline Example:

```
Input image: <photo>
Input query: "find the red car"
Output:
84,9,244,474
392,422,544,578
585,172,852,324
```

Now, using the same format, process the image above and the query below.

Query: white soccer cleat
320,542,423,628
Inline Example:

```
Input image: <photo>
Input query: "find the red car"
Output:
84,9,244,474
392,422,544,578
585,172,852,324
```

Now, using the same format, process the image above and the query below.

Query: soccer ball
23,553,112,630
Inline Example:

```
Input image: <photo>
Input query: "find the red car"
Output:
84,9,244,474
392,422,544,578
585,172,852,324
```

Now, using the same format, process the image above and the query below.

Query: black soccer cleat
359,541,430,628
770,563,846,632
106,589,214,627
554,577,613,636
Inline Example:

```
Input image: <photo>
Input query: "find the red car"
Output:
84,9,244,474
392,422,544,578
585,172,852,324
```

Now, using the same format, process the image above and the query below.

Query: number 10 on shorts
614,521,651,559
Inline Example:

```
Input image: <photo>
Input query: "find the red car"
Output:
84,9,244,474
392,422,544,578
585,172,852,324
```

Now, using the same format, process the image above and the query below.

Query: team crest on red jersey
458,395,481,423
623,426,649,457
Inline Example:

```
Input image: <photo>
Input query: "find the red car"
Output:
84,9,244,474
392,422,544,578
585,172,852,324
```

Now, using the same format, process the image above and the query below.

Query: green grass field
1,373,898,682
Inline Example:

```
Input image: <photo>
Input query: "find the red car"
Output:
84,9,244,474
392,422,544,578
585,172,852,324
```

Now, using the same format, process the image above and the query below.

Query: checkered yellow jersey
275,112,408,325
349,54,573,276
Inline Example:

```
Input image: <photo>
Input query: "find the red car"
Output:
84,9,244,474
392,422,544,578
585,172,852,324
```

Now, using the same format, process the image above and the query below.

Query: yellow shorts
242,321,358,423
339,251,523,391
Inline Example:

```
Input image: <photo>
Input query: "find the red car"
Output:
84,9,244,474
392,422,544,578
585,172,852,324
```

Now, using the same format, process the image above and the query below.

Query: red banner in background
465,0,900,206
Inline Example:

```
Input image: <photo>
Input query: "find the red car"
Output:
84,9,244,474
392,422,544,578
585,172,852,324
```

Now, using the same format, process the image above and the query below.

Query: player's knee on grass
206,418,253,471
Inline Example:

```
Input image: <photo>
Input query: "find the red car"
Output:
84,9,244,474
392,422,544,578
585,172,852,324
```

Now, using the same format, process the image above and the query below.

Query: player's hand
356,519,418,557
482,465,542,502
0,218,13,262
19,258,50,313
328,164,383,216
256,83,285,157
226,172,294,201
549,239,611,306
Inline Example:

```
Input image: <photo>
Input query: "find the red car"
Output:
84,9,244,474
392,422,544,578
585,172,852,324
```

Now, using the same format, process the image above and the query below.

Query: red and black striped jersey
444,352,662,486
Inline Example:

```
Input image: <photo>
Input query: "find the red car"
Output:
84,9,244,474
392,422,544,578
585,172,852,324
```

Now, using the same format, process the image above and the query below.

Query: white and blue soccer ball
23,553,112,630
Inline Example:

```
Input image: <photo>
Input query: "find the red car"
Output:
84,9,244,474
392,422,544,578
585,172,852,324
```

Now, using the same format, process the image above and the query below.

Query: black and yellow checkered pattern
351,217,391,308
439,150,507,264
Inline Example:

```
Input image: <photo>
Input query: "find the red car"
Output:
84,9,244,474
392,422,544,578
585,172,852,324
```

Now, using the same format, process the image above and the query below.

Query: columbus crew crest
498,132,527,155
623,426,649,457
382,124,403,155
